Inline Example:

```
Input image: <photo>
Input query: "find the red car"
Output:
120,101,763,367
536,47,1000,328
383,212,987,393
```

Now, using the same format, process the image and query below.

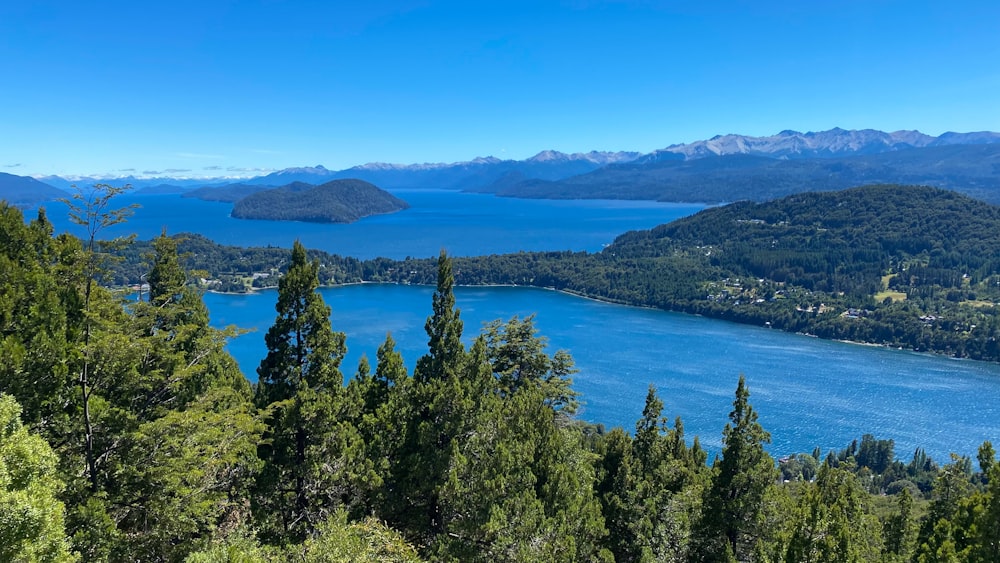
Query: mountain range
640,127,1000,162
6,128,1000,206
486,143,1000,204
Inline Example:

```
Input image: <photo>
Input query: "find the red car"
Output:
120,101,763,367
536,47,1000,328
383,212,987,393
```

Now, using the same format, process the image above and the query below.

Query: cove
205,283,1000,462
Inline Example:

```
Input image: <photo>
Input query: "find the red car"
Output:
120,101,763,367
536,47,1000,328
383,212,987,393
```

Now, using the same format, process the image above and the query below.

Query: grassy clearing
875,290,907,302
875,273,907,302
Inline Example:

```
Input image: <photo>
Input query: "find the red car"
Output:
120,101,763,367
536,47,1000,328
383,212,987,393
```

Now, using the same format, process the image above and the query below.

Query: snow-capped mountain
526,150,641,164
641,128,1000,162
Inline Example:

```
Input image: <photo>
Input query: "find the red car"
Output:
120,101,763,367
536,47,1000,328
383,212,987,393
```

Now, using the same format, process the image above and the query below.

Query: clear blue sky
2,1,998,178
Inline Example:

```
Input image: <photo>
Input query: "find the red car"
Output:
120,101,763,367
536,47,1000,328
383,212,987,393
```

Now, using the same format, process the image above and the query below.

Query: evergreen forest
2,186,999,562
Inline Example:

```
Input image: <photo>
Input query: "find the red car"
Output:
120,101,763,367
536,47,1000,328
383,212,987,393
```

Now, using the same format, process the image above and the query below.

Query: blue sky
2,1,998,178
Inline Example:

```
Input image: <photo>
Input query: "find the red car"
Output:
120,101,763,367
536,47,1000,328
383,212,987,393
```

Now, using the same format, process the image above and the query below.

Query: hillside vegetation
230,178,408,222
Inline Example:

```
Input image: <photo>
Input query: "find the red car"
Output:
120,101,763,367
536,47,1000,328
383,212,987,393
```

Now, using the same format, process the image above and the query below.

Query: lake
205,284,1000,462
35,188,1000,461
39,189,702,259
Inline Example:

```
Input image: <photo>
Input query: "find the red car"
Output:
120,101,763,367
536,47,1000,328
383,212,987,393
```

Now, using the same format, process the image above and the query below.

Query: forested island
115,184,1000,362
2,193,999,561
229,178,408,222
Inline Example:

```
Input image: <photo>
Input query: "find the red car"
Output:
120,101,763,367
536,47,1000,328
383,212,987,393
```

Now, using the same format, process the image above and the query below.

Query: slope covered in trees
3,190,1000,561
230,179,409,223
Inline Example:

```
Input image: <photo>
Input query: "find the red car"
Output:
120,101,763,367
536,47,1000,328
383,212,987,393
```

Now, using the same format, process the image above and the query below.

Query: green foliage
0,394,77,562
253,240,371,542
785,463,884,562
112,388,264,560
694,375,779,562
293,510,423,562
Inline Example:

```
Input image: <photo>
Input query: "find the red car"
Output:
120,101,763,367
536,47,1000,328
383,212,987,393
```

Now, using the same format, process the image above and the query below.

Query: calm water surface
206,284,1000,461
40,190,701,259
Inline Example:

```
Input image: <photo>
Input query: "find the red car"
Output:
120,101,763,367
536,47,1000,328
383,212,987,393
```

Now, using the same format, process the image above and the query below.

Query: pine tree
785,463,884,562
254,240,366,541
390,251,476,541
414,250,464,384
693,375,778,562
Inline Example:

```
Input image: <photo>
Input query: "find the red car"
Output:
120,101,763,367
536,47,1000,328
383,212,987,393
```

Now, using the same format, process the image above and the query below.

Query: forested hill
612,184,1000,296
230,178,408,222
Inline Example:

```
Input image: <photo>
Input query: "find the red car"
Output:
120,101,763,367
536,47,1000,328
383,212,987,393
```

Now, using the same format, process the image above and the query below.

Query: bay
206,284,1000,462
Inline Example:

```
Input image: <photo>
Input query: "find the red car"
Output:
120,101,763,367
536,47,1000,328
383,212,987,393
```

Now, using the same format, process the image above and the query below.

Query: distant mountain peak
527,150,642,164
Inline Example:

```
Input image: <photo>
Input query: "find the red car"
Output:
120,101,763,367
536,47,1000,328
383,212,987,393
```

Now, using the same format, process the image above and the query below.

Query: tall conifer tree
693,375,778,562
254,240,362,541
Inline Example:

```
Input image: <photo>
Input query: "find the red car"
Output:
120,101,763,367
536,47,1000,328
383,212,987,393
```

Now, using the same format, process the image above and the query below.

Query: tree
0,205,76,443
62,183,137,492
625,386,706,562
347,334,410,515
390,251,474,541
916,454,974,562
0,394,78,562
481,315,579,416
254,240,367,541
146,228,187,308
414,250,465,384
693,375,778,562
132,231,251,417
113,388,264,560
785,463,883,562
883,487,917,562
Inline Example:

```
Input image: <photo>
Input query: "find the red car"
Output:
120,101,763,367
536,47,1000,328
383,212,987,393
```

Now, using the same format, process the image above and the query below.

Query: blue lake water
39,190,701,259
206,284,1000,462
33,189,1000,460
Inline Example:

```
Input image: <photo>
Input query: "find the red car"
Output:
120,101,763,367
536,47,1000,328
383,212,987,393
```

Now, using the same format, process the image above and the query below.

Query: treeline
3,192,1000,562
